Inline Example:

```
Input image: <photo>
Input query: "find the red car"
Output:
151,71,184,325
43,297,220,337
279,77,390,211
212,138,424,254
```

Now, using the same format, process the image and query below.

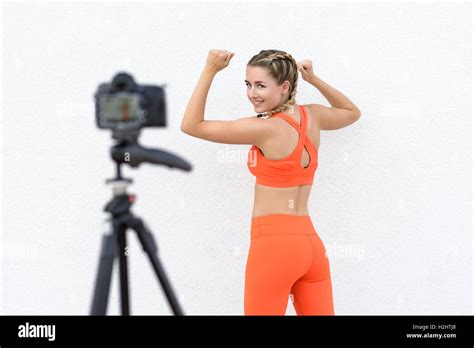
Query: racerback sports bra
247,105,318,188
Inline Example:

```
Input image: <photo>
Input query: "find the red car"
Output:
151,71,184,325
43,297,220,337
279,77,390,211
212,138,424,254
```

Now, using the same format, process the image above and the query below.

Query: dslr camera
95,72,167,132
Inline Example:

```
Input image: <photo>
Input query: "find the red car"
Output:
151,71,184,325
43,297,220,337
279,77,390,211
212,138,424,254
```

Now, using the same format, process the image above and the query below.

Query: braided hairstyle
247,49,299,118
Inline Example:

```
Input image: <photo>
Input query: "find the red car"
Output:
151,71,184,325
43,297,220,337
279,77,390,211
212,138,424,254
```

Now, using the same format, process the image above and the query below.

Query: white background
1,1,472,315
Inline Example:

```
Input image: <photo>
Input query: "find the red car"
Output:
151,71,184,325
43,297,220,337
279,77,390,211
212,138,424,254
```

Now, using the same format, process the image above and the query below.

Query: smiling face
245,66,290,114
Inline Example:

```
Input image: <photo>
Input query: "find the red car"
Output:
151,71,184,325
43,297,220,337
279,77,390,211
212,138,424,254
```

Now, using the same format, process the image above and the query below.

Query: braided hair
247,49,299,118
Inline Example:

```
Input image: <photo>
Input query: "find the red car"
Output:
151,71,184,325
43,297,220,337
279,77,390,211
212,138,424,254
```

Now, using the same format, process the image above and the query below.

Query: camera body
95,72,167,131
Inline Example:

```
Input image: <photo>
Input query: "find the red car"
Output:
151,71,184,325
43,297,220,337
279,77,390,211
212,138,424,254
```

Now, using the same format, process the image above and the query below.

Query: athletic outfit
245,105,334,315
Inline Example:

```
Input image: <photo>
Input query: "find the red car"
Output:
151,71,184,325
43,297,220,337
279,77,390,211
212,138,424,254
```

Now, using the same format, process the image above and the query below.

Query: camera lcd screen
99,93,143,126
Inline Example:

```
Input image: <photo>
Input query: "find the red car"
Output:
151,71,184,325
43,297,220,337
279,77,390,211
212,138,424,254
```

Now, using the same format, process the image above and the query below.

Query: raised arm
180,65,217,134
297,60,361,131
180,50,275,145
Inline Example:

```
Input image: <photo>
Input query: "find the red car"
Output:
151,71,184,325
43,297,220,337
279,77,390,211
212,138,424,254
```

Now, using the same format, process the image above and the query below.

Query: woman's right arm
306,74,361,131
297,60,361,130
307,74,360,114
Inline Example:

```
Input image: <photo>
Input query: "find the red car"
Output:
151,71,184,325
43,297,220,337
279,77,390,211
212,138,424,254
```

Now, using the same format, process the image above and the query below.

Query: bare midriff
251,104,320,218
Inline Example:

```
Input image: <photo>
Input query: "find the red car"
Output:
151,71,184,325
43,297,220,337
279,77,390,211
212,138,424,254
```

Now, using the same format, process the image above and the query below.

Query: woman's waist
253,187,310,214
251,207,310,219
251,200,310,219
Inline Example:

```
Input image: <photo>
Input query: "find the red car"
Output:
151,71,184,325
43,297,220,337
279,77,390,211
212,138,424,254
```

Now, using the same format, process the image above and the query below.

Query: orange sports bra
247,105,318,188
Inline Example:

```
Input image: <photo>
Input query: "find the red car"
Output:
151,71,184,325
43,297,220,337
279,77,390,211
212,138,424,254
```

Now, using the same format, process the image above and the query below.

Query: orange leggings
244,214,334,315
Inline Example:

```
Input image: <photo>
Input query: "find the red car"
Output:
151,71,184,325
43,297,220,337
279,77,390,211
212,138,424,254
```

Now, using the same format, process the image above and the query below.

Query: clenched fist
205,49,235,74
296,59,316,82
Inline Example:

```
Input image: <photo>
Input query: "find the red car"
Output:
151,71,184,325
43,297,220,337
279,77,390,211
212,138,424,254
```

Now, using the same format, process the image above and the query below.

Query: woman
181,49,361,315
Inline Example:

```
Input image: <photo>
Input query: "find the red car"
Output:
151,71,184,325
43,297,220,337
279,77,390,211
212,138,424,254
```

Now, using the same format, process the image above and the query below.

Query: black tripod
90,131,192,315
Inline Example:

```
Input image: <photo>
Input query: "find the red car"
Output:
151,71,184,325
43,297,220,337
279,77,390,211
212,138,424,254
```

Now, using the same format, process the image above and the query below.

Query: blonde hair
247,49,299,118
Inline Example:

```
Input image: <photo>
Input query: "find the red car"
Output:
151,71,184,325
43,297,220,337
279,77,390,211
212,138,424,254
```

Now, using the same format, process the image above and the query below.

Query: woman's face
245,66,290,113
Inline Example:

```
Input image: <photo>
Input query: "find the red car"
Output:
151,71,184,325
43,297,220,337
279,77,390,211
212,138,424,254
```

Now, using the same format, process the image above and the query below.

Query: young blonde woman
181,49,361,315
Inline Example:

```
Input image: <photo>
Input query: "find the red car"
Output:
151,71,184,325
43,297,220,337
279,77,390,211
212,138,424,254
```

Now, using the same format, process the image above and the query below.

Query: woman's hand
204,49,235,74
296,59,316,82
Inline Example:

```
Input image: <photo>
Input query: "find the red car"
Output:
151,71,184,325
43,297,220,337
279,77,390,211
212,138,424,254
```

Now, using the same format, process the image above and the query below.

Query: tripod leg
117,224,131,315
90,231,116,315
132,219,184,315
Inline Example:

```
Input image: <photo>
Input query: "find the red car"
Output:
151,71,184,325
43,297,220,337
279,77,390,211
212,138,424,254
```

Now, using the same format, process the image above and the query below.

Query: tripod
90,132,192,315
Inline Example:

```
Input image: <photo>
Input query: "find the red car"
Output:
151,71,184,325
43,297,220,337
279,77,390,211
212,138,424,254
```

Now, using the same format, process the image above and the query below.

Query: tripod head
110,128,192,170
105,128,192,186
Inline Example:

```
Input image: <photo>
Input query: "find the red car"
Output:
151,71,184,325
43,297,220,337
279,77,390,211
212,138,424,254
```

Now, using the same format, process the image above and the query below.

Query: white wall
1,1,472,315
